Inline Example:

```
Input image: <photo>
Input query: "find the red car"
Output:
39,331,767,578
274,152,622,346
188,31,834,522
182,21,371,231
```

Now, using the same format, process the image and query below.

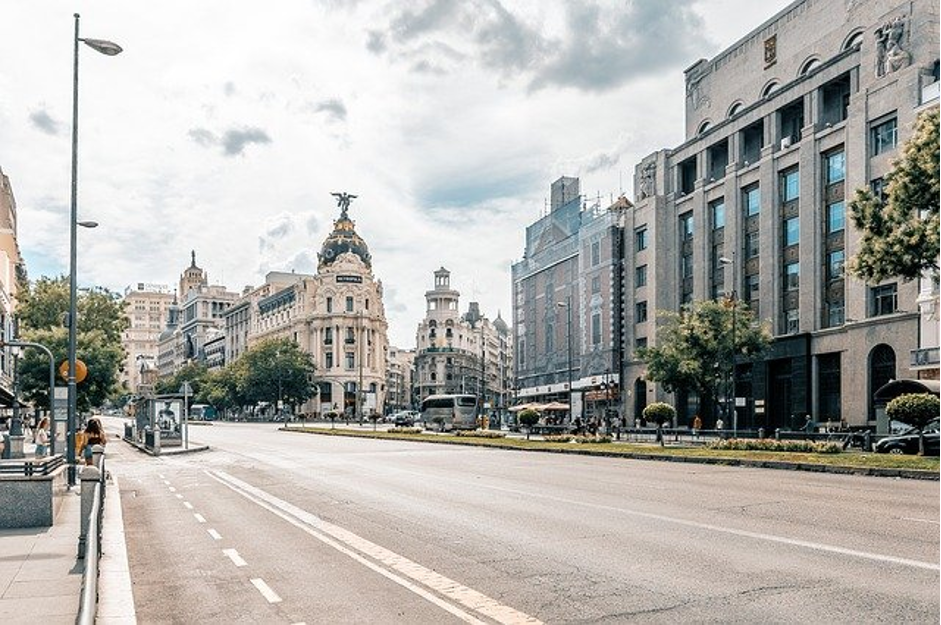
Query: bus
420,394,478,431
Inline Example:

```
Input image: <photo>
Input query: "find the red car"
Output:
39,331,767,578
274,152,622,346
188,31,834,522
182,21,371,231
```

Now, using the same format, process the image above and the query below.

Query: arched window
727,101,743,118
761,80,780,98
842,30,864,51
798,56,820,76
697,120,712,135
869,344,896,418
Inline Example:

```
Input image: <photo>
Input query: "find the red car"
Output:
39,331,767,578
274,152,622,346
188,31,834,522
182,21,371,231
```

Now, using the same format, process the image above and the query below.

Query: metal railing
77,480,102,625
0,454,66,476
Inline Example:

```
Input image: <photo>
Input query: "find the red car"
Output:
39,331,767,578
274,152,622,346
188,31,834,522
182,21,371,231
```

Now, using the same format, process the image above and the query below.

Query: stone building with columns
624,0,939,430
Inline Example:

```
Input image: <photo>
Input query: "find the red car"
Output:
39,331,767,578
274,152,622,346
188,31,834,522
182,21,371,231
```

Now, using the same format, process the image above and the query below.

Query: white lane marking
223,548,247,567
250,578,282,603
169,486,177,493
163,480,170,485
159,474,165,479
209,470,539,625
475,483,941,572
207,529,222,540
175,494,184,499
183,502,194,510
901,517,941,525
194,513,206,523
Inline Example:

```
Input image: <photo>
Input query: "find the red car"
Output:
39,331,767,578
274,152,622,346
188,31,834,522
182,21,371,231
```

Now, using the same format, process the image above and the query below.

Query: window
324,327,333,344
635,337,648,350
870,178,886,203
345,296,354,312
591,241,600,266
635,301,648,323
781,169,799,202
744,185,761,216
826,201,845,233
871,117,898,156
635,265,648,288
679,157,697,194
680,213,694,240
326,297,333,313
745,231,760,259
635,227,648,251
827,302,845,327
826,150,845,184
784,217,800,246
591,275,600,294
710,199,725,229
346,352,355,369
346,327,355,343
681,254,693,279
784,309,799,334
827,250,845,281
746,274,760,301
870,283,898,316
785,262,800,290
591,312,601,345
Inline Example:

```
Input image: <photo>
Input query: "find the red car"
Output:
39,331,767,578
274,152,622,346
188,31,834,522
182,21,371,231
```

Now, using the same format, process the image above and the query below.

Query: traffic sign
58,359,88,383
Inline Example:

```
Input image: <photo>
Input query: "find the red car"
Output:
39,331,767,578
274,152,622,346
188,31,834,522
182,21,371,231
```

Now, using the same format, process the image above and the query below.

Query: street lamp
68,13,122,486
719,254,737,438
557,298,574,426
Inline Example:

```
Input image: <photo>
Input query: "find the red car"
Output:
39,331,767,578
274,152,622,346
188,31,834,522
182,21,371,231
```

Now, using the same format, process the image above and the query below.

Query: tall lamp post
68,13,122,486
557,297,574,425
719,254,737,437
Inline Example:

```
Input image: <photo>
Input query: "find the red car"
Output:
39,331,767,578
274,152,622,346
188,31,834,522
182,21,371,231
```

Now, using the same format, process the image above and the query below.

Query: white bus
421,394,478,431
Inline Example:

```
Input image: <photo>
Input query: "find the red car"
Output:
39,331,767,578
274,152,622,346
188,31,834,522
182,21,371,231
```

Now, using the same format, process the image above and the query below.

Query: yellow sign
58,359,88,383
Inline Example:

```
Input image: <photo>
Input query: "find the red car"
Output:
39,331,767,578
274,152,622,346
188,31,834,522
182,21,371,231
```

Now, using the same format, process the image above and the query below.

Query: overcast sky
0,0,791,347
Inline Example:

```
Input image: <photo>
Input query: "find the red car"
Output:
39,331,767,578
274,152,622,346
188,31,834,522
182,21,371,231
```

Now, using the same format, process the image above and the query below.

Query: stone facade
0,168,24,409
120,283,174,393
625,0,939,429
385,346,415,413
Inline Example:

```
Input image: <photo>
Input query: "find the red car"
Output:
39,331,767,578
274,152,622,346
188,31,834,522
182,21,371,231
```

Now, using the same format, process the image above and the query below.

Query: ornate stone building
120,283,174,393
0,167,25,409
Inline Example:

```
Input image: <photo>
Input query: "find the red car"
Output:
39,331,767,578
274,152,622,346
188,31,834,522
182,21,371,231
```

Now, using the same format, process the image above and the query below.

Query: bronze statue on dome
331,192,357,219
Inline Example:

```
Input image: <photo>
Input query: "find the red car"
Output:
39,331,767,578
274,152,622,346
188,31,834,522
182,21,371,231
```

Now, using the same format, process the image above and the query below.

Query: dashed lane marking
183,502,194,510
207,529,222,540
250,578,282,604
194,513,206,524
209,470,540,625
175,494,183,499
223,549,247,567
169,486,177,492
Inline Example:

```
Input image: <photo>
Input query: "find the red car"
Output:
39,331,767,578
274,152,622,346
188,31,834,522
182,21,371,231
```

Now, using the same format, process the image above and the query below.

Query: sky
0,0,792,347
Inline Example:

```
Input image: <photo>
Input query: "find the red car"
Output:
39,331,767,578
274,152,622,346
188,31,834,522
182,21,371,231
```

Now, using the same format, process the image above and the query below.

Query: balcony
910,347,940,369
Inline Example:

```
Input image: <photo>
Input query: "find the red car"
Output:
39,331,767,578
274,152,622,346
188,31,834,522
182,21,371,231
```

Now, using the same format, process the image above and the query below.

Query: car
874,419,940,456
393,412,415,427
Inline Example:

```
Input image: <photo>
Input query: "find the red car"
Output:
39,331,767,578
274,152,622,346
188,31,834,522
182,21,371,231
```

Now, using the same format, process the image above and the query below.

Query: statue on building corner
638,161,656,200
875,15,910,77
331,192,357,220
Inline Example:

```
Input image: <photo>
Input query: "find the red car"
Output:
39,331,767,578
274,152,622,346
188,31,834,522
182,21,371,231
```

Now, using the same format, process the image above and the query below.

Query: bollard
864,430,872,452
758,427,765,439
774,428,781,441
78,465,101,558
91,444,105,470
153,428,161,455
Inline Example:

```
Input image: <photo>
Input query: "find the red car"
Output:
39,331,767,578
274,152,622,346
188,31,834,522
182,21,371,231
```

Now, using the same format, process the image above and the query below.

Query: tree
199,366,244,417
643,402,676,445
886,393,940,456
154,361,209,397
238,338,317,415
517,408,540,439
638,299,771,423
15,276,128,412
849,108,939,282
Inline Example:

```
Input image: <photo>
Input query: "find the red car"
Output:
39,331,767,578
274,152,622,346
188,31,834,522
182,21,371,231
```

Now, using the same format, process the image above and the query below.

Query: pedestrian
81,417,107,465
34,416,50,458
692,414,702,438
803,415,815,438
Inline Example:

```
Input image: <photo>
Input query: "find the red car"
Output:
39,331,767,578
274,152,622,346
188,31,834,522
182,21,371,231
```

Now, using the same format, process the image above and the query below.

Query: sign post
179,382,193,449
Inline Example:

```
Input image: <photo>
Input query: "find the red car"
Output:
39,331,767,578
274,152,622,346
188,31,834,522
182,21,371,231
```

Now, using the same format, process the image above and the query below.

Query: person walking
81,417,107,465
692,415,702,438
34,417,50,458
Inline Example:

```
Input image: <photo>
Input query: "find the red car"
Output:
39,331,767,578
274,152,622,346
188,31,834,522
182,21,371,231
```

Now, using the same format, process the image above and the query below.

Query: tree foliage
886,393,939,430
15,277,127,412
638,299,771,417
237,338,317,409
849,108,940,282
642,402,676,426
154,361,209,397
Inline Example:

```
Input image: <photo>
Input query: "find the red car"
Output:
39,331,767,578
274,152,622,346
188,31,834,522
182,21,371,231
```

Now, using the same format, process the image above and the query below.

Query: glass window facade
785,262,800,290
744,185,761,216
826,201,845,233
782,169,799,202
710,199,725,229
784,216,800,246
826,150,845,184
871,117,898,155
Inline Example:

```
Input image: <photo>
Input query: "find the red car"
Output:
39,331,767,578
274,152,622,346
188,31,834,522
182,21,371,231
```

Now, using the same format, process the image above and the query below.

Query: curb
284,428,939,481
98,471,137,624
121,438,211,456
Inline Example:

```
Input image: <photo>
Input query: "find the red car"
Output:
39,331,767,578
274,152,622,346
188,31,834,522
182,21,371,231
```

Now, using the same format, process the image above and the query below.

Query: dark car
874,419,940,456
393,412,415,427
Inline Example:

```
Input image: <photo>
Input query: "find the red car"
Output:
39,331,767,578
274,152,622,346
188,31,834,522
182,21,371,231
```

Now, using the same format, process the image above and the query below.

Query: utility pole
357,309,364,425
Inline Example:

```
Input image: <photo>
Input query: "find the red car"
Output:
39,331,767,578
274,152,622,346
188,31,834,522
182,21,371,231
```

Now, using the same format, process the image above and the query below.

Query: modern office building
511,177,627,424
624,0,939,430
120,283,174,393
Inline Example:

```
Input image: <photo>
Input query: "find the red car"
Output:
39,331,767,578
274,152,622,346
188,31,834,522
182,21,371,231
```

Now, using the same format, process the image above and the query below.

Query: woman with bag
82,417,106,465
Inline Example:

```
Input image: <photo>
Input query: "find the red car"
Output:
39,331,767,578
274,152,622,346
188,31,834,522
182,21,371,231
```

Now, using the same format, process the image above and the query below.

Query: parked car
393,412,416,427
874,419,940,456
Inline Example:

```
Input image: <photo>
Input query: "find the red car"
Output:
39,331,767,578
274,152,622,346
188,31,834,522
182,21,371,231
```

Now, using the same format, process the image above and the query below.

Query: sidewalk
0,487,83,625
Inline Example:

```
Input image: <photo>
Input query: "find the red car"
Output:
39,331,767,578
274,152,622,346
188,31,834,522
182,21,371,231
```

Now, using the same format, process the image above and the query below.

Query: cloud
371,0,710,92
189,126,272,156
29,109,61,135
223,81,237,97
314,98,347,122
221,127,271,156
306,214,320,235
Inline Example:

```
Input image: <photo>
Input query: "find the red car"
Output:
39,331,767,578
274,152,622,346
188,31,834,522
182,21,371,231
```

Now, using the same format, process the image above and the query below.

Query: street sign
58,359,88,383
179,382,193,395
53,387,68,421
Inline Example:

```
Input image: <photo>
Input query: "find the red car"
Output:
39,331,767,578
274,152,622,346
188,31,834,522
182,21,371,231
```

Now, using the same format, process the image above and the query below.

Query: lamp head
718,256,733,265
78,220,99,228
81,38,123,56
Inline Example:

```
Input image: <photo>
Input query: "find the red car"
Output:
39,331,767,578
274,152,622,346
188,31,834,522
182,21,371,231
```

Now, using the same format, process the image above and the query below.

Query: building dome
318,193,372,269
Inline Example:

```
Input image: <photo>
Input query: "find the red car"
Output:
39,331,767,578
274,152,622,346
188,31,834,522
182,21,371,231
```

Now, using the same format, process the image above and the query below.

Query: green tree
886,393,940,456
638,299,771,423
517,408,540,439
199,366,244,416
15,276,128,412
642,401,676,445
238,338,317,415
849,108,940,282
154,361,209,397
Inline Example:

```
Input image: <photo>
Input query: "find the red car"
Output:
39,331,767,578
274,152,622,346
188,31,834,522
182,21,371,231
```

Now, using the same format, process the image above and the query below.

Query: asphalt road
105,418,940,624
